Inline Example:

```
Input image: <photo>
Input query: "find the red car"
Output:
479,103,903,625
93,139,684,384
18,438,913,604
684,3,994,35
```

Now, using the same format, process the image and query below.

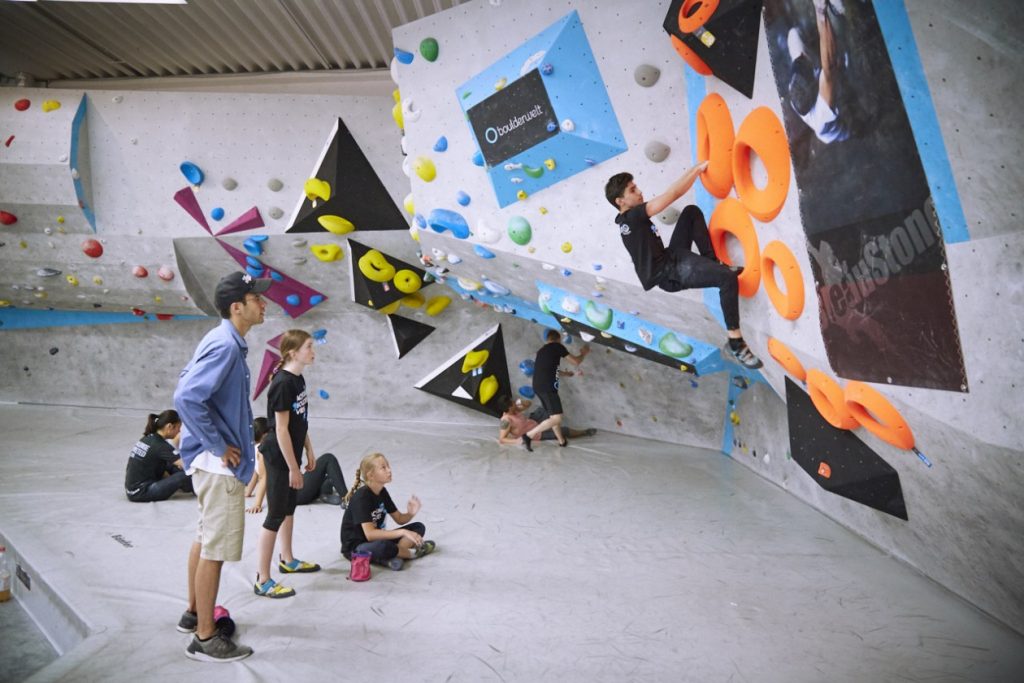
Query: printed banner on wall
762,0,967,392
458,10,627,208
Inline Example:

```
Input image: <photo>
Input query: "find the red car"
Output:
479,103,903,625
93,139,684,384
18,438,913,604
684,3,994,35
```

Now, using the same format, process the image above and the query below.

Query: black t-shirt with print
261,369,309,471
340,485,398,554
616,202,670,290
125,433,179,490
533,342,569,393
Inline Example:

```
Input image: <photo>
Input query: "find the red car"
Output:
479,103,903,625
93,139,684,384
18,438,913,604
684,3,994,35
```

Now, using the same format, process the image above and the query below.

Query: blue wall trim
876,0,970,243
0,308,209,330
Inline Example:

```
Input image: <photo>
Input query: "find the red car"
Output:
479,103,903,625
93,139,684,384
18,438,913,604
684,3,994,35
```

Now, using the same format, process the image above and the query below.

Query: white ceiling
0,0,469,85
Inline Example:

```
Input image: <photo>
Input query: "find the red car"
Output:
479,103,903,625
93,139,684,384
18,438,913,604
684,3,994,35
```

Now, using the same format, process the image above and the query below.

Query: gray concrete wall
1,0,1021,635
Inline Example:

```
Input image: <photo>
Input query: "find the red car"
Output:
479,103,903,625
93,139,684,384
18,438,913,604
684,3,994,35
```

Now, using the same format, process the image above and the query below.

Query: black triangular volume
287,117,406,233
785,378,908,520
414,324,513,418
556,318,697,375
388,314,435,359
664,0,763,99
347,238,432,311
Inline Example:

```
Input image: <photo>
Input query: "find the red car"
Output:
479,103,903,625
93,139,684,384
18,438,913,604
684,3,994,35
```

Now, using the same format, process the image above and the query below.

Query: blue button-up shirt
173,319,256,484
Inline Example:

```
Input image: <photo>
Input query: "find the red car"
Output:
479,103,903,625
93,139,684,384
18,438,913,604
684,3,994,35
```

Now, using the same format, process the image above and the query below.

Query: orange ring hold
732,107,791,223
766,337,806,383
761,240,805,320
709,198,761,297
844,381,915,450
670,35,712,75
678,0,720,33
696,93,735,199
806,369,858,430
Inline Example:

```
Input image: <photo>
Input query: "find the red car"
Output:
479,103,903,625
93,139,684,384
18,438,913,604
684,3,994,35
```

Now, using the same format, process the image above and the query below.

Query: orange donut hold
844,381,915,450
761,240,805,320
732,107,791,223
766,337,806,382
806,369,858,430
670,35,712,75
696,93,735,199
677,0,720,32
709,198,761,297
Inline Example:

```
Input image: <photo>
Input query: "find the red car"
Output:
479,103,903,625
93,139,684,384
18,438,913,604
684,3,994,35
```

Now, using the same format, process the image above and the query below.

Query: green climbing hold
584,301,613,330
538,293,552,315
658,332,693,358
523,165,545,179
507,216,532,245
420,37,439,62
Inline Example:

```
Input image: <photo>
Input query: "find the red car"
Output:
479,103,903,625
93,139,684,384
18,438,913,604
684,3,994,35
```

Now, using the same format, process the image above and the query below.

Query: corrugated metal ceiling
0,0,469,83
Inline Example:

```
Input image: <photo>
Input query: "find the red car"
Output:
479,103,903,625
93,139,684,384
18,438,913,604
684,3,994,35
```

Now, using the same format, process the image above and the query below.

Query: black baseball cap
214,271,272,311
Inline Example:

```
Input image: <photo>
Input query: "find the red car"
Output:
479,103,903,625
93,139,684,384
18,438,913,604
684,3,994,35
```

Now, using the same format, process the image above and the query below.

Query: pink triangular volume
216,239,327,319
215,207,264,236
173,186,211,234
253,349,281,400
266,332,284,349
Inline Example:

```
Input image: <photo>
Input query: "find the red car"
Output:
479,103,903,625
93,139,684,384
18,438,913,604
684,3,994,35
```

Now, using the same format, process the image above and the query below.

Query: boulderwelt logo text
484,104,546,144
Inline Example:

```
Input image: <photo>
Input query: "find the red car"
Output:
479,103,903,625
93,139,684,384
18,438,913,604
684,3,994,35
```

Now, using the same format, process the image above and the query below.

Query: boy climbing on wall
605,163,763,369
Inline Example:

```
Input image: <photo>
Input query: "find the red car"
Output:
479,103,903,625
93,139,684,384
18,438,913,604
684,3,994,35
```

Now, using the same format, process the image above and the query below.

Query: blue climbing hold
309,294,324,306
312,328,327,340
245,256,261,268
250,235,268,243
471,150,484,167
414,213,426,229
519,359,535,376
394,48,414,64
179,161,204,186
484,279,509,296
286,294,301,306
269,270,284,282
592,263,603,271
211,207,225,221
474,245,495,259
243,239,262,256
245,264,264,278
427,208,470,239
518,385,535,399
456,190,471,206
541,63,554,76
546,120,557,132
319,389,330,399
561,268,572,277
433,136,448,152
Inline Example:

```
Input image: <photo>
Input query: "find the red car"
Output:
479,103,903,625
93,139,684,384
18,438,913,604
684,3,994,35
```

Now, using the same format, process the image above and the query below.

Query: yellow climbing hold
57,215,65,224
153,295,162,303
544,158,556,170
516,189,528,201
42,100,61,113
379,300,402,315
0,300,11,308
357,249,396,282
457,276,482,291
392,88,401,104
462,349,490,373
495,77,507,90
65,274,79,286
413,157,436,182
92,276,103,285
392,101,404,129
402,292,425,308
539,207,548,215
310,244,343,262
318,215,355,235
403,193,415,215
426,295,451,316
478,375,498,404
393,269,422,294
561,242,572,253
304,178,331,204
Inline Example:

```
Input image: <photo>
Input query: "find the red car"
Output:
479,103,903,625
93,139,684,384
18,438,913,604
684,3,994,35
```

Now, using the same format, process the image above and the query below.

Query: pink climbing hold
157,266,175,281
81,238,103,258
14,99,30,112
132,265,149,278
0,210,17,225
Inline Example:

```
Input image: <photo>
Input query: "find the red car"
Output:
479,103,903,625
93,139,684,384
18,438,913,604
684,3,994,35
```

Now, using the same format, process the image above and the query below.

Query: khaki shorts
193,469,245,562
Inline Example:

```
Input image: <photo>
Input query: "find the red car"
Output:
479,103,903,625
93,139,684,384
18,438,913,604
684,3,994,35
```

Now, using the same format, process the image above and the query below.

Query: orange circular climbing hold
766,337,806,383
696,93,735,199
806,369,858,430
677,0,720,33
669,36,712,75
761,240,805,320
732,107,791,223
709,197,760,297
844,381,915,450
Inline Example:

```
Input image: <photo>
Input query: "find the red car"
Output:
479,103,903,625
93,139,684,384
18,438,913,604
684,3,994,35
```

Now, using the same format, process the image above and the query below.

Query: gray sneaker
176,610,197,634
388,557,404,571
185,633,253,663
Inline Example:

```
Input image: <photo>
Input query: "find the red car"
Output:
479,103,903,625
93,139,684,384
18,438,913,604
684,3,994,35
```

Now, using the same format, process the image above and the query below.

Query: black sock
728,338,744,351
521,434,533,452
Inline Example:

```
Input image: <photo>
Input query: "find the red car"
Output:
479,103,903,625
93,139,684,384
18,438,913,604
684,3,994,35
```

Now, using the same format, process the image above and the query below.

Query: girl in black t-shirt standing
340,452,436,571
253,330,321,599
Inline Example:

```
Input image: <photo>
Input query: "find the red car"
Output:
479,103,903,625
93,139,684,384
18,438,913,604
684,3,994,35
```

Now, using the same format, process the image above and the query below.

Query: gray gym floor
0,403,1021,682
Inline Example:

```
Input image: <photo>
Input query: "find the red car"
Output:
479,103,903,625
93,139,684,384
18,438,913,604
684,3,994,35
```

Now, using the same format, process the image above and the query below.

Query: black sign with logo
467,69,559,167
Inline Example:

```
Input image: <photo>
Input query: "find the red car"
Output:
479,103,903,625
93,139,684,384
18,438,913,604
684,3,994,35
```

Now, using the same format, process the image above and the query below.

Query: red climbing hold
4,135,13,147
14,99,30,111
81,238,103,258
0,211,17,225
156,313,175,321
131,308,146,316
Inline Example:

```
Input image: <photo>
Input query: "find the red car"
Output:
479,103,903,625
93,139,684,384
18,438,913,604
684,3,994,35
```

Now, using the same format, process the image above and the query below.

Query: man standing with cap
174,271,270,662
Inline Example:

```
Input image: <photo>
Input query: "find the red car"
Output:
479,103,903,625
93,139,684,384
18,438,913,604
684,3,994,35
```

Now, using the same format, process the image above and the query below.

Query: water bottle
0,545,11,602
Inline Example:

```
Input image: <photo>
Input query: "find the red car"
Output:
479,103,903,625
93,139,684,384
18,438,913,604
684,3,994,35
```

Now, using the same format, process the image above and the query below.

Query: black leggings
296,452,347,506
658,205,741,330
126,470,193,502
